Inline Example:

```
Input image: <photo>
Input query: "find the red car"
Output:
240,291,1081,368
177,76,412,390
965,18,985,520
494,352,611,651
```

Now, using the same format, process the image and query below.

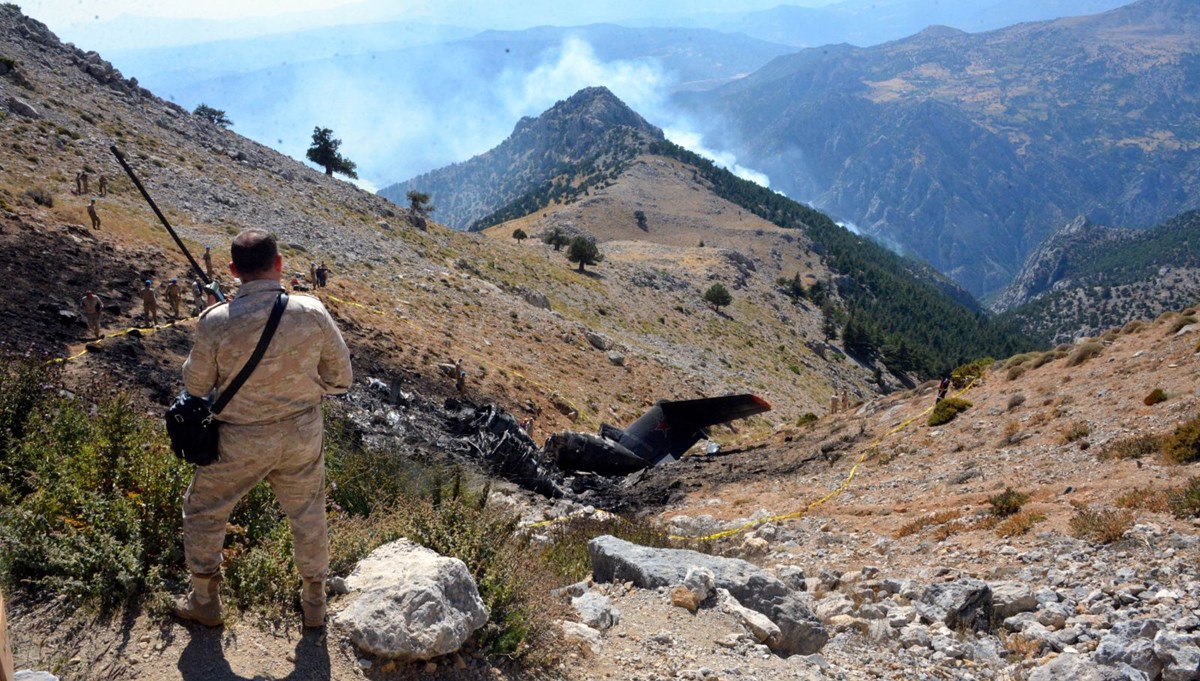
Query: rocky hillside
380,87,664,231
996,211,1200,344
678,0,1200,298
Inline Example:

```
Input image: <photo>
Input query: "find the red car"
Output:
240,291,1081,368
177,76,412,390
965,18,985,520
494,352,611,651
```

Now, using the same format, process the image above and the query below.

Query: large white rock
335,539,489,661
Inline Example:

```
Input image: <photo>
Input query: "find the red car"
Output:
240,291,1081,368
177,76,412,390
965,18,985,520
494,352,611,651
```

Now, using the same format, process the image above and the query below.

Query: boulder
521,288,551,310
670,585,700,613
572,592,619,631
992,581,1038,619
584,330,612,351
588,535,827,655
1153,631,1200,681
335,539,488,661
1027,652,1150,681
606,351,625,367
916,578,993,631
718,589,781,647
6,96,39,119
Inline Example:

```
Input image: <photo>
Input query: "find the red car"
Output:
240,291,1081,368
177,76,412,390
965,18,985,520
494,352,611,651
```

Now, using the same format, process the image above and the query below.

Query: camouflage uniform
82,293,103,338
140,285,159,326
165,281,183,319
181,280,352,623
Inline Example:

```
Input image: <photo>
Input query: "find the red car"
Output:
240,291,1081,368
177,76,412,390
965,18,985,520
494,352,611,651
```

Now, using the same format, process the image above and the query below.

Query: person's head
89,198,95,205
86,290,94,297
230,229,282,282
144,279,151,287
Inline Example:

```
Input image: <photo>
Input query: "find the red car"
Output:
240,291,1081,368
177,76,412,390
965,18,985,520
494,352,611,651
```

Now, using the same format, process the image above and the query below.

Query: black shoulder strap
212,292,288,415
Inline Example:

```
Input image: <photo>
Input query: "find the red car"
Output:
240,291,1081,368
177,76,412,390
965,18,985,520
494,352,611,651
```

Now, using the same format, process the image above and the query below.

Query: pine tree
306,127,358,179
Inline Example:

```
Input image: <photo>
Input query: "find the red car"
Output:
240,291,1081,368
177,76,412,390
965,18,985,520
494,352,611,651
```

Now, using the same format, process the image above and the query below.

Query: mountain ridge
677,0,1200,297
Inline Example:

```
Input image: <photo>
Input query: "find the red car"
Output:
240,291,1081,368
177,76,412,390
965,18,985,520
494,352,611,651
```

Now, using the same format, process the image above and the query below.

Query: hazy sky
22,0,841,32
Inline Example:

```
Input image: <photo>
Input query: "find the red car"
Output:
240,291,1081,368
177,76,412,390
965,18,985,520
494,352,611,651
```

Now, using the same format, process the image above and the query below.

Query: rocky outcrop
335,539,488,661
588,535,828,655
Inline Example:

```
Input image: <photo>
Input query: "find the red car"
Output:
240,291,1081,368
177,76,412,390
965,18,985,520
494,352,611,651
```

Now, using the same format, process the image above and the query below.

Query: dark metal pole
109,145,223,301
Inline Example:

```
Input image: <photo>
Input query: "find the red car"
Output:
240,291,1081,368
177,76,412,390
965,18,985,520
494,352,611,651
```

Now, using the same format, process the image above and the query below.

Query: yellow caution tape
46,317,195,365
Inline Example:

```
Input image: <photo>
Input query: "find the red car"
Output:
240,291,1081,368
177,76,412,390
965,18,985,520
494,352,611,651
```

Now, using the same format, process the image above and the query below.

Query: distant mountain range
677,0,1200,298
675,0,1131,47
995,211,1200,344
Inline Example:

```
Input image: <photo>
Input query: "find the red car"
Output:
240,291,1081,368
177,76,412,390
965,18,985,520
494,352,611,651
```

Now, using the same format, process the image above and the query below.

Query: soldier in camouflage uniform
81,290,103,339
165,278,183,320
176,229,352,629
140,279,159,326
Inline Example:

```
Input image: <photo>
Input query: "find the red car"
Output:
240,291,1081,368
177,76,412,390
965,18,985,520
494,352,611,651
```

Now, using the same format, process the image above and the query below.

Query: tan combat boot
301,579,326,628
174,572,223,627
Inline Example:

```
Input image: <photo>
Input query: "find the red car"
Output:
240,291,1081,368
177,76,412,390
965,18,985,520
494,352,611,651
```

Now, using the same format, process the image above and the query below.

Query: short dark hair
230,229,278,275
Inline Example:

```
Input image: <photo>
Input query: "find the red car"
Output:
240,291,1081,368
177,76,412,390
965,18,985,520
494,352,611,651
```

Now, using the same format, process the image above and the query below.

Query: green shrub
1099,434,1161,461
0,388,189,609
1144,389,1168,406
1161,416,1200,465
1065,342,1103,367
950,358,994,389
1167,477,1200,519
796,412,818,427
928,397,972,427
987,488,1030,518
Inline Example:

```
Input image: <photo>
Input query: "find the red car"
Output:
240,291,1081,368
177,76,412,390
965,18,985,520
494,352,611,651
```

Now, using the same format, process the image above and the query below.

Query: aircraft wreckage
545,394,771,475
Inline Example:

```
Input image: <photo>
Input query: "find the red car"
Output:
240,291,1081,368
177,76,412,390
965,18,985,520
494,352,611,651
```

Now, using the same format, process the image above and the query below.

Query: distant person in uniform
81,290,103,339
79,169,90,195
74,171,83,195
175,229,352,629
87,198,101,230
98,174,108,197
192,279,206,315
166,278,183,319
140,279,159,326
936,376,951,403
309,262,318,289
203,246,214,278
315,262,330,288
1,588,13,681
455,357,466,394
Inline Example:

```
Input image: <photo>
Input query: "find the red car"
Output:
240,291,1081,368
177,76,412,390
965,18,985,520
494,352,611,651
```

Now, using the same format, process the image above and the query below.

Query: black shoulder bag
166,292,288,465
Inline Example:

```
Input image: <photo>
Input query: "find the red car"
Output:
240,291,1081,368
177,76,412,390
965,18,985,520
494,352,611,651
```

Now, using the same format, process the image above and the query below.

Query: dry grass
1143,389,1168,406
1098,433,1160,461
1114,486,1170,513
1060,421,1091,445
996,510,1046,538
1121,319,1148,334
1069,505,1134,544
894,509,963,538
1065,342,1104,367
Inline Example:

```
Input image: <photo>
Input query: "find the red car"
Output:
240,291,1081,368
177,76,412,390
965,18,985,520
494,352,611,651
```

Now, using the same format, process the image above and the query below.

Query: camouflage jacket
183,279,352,425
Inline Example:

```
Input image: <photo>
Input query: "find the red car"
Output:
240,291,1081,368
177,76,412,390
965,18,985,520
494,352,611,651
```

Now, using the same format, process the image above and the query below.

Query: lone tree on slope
406,190,433,229
543,227,569,251
512,228,528,243
703,283,732,311
193,104,232,128
566,236,603,273
634,210,648,231
306,126,358,179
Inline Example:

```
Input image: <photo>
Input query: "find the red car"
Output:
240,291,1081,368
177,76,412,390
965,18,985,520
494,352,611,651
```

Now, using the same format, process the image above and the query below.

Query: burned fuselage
546,394,771,475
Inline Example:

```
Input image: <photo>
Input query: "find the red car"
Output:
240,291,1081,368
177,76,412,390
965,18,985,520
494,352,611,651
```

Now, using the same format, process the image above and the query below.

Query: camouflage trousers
182,406,328,580
86,312,100,338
